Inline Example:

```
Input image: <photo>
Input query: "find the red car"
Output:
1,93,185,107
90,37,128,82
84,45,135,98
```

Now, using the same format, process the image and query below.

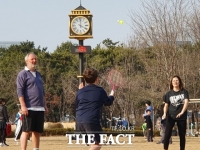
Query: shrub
41,128,68,136
8,128,160,137
44,122,63,129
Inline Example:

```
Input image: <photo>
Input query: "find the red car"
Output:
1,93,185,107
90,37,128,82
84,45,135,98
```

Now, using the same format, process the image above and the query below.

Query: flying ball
117,20,124,24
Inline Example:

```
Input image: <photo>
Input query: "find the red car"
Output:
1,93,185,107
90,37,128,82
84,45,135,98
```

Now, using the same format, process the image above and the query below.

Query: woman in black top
162,75,189,150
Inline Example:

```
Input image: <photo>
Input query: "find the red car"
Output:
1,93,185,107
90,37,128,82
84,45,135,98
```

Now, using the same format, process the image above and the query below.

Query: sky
0,0,142,53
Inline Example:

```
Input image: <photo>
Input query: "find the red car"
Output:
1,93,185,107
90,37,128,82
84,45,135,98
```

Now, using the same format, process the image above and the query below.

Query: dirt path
3,136,200,150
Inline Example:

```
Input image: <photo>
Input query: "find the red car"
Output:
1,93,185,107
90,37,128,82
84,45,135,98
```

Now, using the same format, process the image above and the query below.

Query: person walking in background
0,98,9,147
145,109,153,142
14,110,31,144
143,100,154,135
13,110,22,142
1,98,10,146
75,68,115,150
13,111,21,127
13,104,22,142
143,100,153,120
162,75,189,150
156,95,172,144
16,52,48,150
122,118,128,130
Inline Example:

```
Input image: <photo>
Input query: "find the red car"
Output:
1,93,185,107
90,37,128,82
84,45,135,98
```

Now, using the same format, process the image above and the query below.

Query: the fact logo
66,134,135,145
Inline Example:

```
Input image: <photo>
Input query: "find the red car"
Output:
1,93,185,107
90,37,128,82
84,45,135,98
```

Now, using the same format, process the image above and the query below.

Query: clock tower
68,4,93,86
69,5,93,40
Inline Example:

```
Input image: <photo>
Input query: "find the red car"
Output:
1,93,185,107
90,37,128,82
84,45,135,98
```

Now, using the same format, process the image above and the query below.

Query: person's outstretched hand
110,90,114,96
79,82,84,89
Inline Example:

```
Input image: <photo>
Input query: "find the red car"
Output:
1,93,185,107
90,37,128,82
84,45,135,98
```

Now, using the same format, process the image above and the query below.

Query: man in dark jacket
0,98,9,147
75,68,114,150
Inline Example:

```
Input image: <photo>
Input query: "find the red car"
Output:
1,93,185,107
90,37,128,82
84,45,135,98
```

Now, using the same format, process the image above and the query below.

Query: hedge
8,128,160,137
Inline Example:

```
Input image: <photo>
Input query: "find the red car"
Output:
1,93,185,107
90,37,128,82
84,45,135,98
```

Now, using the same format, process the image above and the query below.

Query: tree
127,0,200,126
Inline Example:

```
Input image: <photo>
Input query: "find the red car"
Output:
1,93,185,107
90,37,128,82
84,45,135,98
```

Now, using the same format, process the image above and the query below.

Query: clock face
71,16,90,35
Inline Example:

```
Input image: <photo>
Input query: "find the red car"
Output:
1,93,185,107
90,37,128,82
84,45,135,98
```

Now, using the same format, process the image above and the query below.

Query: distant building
176,41,192,46
0,41,21,48
164,41,192,46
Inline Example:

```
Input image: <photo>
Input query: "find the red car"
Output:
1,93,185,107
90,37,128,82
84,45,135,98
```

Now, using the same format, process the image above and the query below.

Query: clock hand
79,24,83,28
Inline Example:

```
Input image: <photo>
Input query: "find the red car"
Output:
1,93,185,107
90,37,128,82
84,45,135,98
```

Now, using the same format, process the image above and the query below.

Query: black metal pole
73,40,84,140
79,40,84,85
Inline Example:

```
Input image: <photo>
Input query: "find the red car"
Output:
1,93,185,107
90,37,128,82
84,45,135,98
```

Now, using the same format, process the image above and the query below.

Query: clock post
68,4,93,140
69,5,93,85
78,40,84,85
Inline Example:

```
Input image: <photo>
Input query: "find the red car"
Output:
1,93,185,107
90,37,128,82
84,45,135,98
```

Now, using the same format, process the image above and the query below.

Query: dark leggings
147,129,153,141
164,116,186,150
0,129,5,143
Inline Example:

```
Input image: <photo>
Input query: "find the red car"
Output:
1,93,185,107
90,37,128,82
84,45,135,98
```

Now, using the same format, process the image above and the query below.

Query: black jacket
75,84,114,124
0,104,9,122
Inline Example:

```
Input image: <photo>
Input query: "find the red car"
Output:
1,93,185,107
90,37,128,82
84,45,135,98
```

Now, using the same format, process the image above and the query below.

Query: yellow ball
117,20,124,24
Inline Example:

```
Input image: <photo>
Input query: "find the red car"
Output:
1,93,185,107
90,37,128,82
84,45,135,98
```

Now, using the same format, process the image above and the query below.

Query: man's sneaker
0,143,5,147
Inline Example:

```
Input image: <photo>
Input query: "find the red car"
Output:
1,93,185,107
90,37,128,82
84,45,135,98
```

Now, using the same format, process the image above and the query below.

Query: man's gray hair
25,52,37,61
